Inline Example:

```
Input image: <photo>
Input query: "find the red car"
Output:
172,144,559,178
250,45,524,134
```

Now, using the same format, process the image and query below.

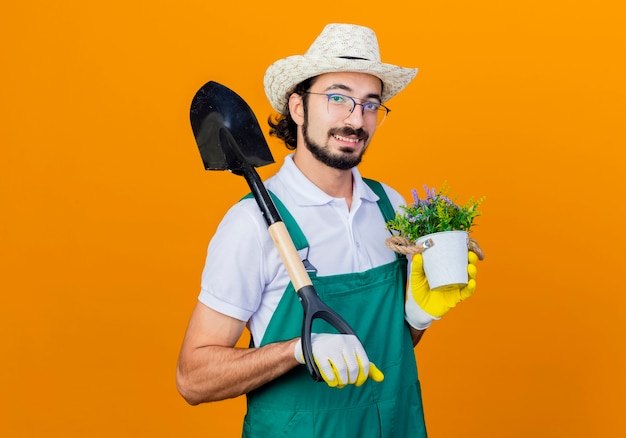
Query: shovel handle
267,222,313,289
268,221,358,382
245,167,360,381
296,285,358,382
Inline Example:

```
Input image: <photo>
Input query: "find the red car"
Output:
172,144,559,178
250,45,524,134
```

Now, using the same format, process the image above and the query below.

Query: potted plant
385,182,485,289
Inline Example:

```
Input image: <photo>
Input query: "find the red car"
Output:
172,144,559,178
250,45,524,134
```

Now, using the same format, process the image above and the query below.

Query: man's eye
363,102,381,112
329,95,347,104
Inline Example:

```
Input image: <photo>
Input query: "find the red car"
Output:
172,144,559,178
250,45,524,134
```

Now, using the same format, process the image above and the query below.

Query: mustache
328,127,369,142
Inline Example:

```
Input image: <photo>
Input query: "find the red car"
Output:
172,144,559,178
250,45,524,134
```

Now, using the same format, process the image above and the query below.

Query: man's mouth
329,128,368,145
333,134,361,144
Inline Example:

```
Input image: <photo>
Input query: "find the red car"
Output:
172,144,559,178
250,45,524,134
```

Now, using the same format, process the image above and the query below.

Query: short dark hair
268,76,317,150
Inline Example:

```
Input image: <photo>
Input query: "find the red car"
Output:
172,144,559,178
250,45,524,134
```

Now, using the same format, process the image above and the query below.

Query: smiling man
177,23,479,437
288,72,382,206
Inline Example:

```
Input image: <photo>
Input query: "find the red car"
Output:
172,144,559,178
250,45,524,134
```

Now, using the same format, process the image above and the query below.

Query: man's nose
343,106,365,128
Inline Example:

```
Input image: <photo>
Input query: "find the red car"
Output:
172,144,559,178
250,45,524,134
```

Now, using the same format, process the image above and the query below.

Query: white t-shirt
199,154,406,344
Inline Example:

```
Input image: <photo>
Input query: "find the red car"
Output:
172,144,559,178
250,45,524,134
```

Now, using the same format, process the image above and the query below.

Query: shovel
190,81,361,382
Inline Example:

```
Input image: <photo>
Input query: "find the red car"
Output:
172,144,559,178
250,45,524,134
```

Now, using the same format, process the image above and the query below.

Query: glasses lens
374,107,389,127
326,94,353,114
324,94,389,127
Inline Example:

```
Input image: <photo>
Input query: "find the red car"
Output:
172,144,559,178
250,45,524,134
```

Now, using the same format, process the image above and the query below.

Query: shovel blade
190,81,274,172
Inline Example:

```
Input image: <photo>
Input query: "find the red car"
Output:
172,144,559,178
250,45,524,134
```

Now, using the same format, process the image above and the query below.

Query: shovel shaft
243,166,281,226
243,166,312,288
268,222,313,289
244,167,360,382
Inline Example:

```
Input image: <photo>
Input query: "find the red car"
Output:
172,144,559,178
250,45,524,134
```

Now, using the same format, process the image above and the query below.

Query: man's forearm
176,338,300,405
410,327,425,347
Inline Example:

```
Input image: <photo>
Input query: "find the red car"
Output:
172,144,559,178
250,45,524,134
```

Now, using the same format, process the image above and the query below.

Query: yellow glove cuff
408,251,478,319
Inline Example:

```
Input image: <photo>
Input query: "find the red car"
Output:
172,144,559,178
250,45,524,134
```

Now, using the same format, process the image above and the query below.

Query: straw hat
264,23,418,113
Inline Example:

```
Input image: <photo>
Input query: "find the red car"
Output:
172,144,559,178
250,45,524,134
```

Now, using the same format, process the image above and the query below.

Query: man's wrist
405,298,439,330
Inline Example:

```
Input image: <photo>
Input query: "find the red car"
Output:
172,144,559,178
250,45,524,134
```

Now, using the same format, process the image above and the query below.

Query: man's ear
288,93,305,126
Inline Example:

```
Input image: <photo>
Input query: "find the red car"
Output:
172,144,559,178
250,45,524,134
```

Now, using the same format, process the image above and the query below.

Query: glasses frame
304,92,391,127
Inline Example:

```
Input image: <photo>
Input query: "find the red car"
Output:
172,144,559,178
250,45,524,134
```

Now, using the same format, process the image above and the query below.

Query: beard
302,122,370,170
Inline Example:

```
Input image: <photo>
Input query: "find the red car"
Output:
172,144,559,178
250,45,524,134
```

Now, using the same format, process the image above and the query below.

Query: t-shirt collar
278,154,380,207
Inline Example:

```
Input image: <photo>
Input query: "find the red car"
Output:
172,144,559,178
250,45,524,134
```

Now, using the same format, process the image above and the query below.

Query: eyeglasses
304,92,391,127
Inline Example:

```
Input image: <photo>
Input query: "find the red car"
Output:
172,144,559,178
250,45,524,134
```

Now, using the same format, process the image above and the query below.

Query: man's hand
405,251,479,330
294,334,384,388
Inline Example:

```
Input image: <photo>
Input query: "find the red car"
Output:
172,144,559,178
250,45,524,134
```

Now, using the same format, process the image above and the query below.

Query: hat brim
264,55,418,113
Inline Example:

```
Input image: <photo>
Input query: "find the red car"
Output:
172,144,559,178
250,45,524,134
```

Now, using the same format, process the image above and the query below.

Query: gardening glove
405,251,479,330
294,333,384,388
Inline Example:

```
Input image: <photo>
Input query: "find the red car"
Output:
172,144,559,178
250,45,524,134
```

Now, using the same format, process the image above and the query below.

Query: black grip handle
297,285,359,382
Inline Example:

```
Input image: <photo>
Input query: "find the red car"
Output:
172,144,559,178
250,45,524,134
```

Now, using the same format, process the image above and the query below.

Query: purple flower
411,188,420,205
423,185,435,200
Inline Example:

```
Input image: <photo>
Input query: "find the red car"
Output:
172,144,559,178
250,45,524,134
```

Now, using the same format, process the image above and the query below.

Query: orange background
2,1,624,437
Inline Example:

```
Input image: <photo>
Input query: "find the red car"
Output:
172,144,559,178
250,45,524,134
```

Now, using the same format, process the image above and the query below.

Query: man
177,23,479,437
